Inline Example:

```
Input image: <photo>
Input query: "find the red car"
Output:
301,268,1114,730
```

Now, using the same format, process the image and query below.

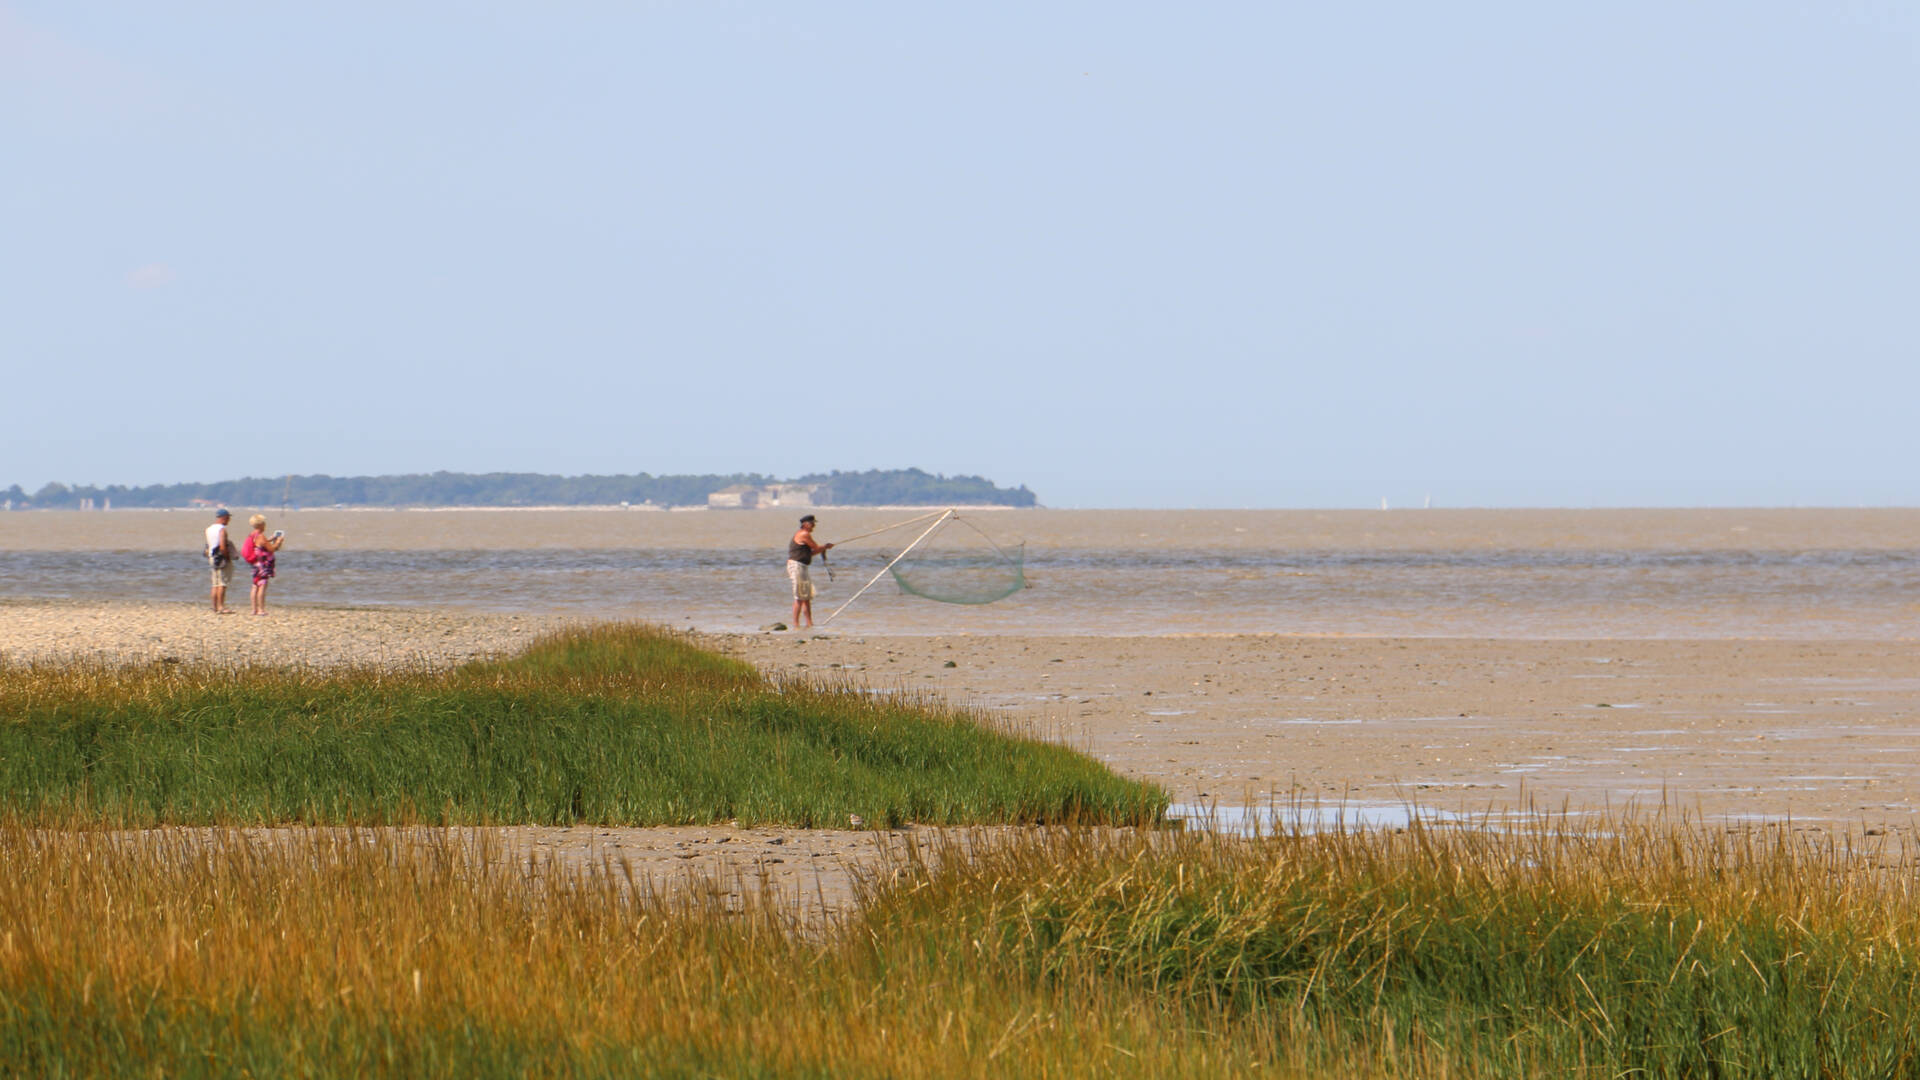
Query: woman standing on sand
242,515,285,616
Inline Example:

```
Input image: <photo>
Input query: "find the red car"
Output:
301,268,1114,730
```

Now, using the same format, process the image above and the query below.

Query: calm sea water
3,508,1917,639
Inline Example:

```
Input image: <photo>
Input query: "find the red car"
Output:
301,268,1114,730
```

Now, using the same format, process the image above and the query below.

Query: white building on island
706,483,819,509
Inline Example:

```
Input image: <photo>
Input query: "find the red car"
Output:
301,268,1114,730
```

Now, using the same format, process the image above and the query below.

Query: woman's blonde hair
249,515,267,529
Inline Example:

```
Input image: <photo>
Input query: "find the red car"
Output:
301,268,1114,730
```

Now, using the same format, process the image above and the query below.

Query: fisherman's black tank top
788,537,812,564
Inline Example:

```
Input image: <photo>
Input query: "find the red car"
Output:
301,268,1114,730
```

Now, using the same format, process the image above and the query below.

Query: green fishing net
884,518,1026,605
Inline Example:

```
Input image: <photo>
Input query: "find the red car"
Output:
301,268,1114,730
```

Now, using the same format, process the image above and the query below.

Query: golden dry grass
0,825,1279,1077
6,811,1920,1076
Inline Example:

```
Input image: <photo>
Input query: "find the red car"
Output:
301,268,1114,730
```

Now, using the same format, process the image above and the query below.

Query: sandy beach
0,599,565,670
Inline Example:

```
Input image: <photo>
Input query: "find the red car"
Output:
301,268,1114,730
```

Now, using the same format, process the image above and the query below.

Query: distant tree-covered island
1,468,1038,510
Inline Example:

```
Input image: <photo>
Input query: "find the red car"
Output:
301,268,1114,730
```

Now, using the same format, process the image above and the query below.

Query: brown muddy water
3,508,1917,638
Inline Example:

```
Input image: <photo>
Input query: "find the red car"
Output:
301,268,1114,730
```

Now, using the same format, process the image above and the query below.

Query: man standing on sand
205,509,237,614
787,514,834,629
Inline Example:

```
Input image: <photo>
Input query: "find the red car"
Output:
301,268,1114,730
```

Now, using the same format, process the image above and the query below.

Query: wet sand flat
717,631,1920,826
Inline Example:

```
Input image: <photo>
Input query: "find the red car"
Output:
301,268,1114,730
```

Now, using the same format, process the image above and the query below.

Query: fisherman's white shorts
787,559,814,601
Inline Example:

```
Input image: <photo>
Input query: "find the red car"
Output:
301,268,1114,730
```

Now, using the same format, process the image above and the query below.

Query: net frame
885,515,1025,605
819,509,1027,624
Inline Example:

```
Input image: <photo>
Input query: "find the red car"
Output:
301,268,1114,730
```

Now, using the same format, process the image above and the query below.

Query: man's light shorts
787,559,815,601
210,560,234,588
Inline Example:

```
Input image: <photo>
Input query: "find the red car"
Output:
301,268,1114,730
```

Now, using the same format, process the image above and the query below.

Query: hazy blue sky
5,3,1915,508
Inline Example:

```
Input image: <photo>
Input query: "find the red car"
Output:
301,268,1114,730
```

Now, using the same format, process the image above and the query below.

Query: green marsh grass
873,813,1920,1076
6,815,1920,1076
0,623,1163,828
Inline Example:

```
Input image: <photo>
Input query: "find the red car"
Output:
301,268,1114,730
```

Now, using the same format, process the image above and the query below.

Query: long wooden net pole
819,509,954,626
829,509,949,547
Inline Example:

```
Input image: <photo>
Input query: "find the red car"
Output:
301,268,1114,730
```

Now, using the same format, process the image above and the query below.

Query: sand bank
0,599,564,669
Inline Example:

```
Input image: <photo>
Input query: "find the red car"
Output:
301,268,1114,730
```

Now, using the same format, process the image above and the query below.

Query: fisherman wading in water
787,514,834,629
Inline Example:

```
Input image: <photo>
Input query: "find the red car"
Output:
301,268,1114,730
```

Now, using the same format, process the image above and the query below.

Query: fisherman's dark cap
799,514,817,524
